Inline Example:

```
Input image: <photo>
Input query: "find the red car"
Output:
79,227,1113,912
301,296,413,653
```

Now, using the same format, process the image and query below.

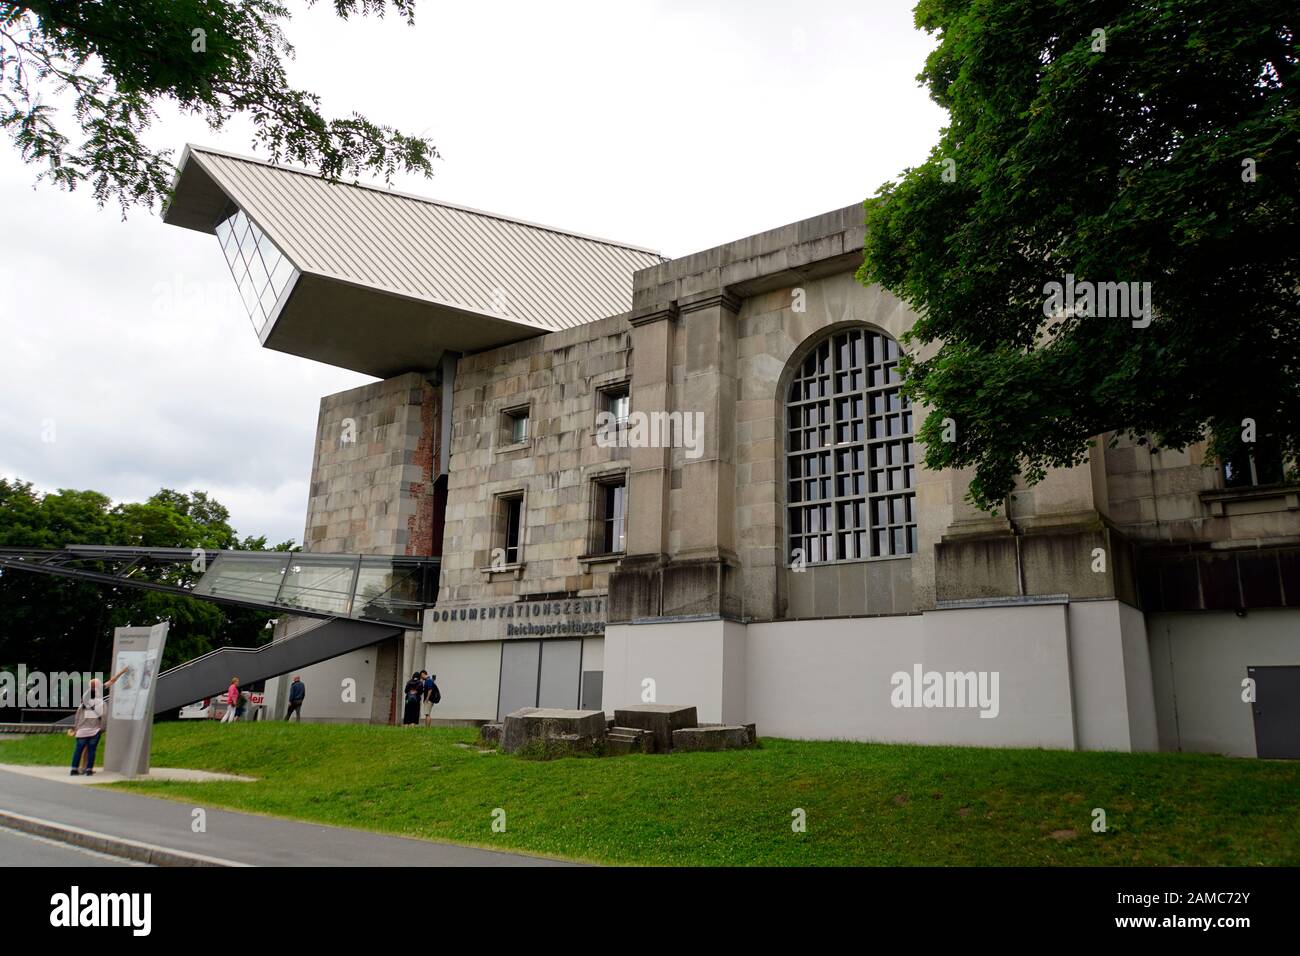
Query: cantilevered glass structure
214,207,298,336
163,145,664,377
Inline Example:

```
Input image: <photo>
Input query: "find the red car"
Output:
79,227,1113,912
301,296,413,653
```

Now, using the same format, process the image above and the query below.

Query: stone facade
303,371,442,557
437,314,632,606
423,203,1300,627
1100,434,1300,547
287,198,1295,755
269,371,442,725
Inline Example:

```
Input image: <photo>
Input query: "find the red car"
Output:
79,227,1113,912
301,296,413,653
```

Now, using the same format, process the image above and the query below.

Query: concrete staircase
605,725,656,754
152,617,403,715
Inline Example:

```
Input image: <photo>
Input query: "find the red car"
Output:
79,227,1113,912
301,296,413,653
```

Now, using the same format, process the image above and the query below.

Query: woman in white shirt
70,666,128,777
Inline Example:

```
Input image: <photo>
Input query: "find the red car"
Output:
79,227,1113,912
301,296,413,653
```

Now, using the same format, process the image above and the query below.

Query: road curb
0,809,251,867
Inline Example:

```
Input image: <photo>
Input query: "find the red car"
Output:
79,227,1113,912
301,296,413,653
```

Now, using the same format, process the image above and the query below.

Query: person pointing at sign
69,665,128,776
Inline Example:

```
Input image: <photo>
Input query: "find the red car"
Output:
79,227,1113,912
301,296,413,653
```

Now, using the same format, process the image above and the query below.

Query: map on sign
111,648,159,720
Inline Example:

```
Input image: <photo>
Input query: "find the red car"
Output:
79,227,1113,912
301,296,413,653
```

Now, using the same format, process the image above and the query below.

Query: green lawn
3,722,1297,866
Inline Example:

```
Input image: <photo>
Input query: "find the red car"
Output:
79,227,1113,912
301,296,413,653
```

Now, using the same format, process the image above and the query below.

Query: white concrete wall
1118,601,1159,751
423,640,502,721
581,636,604,672
275,647,377,724
1148,609,1300,756
746,613,920,741
747,605,1078,748
604,620,747,723
1065,600,1158,751
607,603,1111,748
1066,600,1130,750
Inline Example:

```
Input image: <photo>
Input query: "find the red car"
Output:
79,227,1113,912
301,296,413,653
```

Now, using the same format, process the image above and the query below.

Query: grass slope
2,722,1297,866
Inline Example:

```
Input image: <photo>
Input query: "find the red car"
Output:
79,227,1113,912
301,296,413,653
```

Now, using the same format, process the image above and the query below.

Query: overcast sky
0,0,946,546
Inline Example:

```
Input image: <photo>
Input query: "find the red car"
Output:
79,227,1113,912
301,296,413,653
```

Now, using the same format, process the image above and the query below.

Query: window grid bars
786,329,917,564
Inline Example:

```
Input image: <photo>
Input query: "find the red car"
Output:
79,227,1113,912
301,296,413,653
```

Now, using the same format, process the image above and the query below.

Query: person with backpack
402,672,423,726
69,665,129,776
422,670,441,726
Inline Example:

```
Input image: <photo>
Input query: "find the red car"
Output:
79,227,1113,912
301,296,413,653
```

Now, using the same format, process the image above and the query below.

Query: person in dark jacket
286,675,306,721
422,671,440,727
402,672,423,726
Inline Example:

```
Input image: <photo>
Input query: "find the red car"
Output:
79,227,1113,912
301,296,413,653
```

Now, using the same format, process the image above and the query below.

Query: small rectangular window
502,406,530,445
599,384,630,425
497,493,524,565
609,391,630,424
1223,437,1287,489
593,478,627,554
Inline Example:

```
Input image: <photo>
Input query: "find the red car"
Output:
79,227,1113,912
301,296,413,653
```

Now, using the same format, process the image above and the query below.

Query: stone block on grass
500,708,608,754
613,704,698,753
672,725,753,752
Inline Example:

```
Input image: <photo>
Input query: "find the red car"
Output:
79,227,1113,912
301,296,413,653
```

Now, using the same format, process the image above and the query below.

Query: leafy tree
0,0,436,213
0,478,294,675
859,0,1299,511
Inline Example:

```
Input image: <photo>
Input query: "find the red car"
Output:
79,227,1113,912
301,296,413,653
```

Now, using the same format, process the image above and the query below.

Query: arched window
786,327,916,564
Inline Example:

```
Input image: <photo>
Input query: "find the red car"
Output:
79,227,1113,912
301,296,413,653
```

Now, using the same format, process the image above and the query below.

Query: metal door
537,639,582,709
1249,665,1300,759
497,641,541,721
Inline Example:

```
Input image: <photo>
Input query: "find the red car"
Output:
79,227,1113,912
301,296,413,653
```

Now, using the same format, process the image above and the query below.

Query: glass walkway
0,545,439,627
0,546,441,717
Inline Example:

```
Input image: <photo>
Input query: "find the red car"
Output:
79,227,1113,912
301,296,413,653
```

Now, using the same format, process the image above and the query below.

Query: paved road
0,767,576,867
0,824,142,867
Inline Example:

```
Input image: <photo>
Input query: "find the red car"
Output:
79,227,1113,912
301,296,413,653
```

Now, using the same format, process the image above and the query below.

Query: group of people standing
218,675,305,722
403,670,441,726
69,666,432,773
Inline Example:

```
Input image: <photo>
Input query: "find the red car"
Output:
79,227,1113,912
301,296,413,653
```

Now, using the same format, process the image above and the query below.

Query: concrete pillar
625,306,676,562
677,291,741,562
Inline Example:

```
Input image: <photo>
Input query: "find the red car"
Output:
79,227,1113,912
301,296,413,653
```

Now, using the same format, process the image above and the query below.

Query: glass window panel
237,271,259,314
220,231,240,265
270,254,295,297
260,243,282,277
278,555,360,615
192,553,292,605
256,229,279,266
246,251,270,294
259,280,281,316
239,221,259,260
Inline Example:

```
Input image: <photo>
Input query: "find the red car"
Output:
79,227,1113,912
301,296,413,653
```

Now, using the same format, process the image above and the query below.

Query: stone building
165,145,1300,756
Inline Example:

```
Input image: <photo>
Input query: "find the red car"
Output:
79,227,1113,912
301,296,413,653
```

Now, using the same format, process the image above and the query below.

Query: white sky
0,0,945,545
